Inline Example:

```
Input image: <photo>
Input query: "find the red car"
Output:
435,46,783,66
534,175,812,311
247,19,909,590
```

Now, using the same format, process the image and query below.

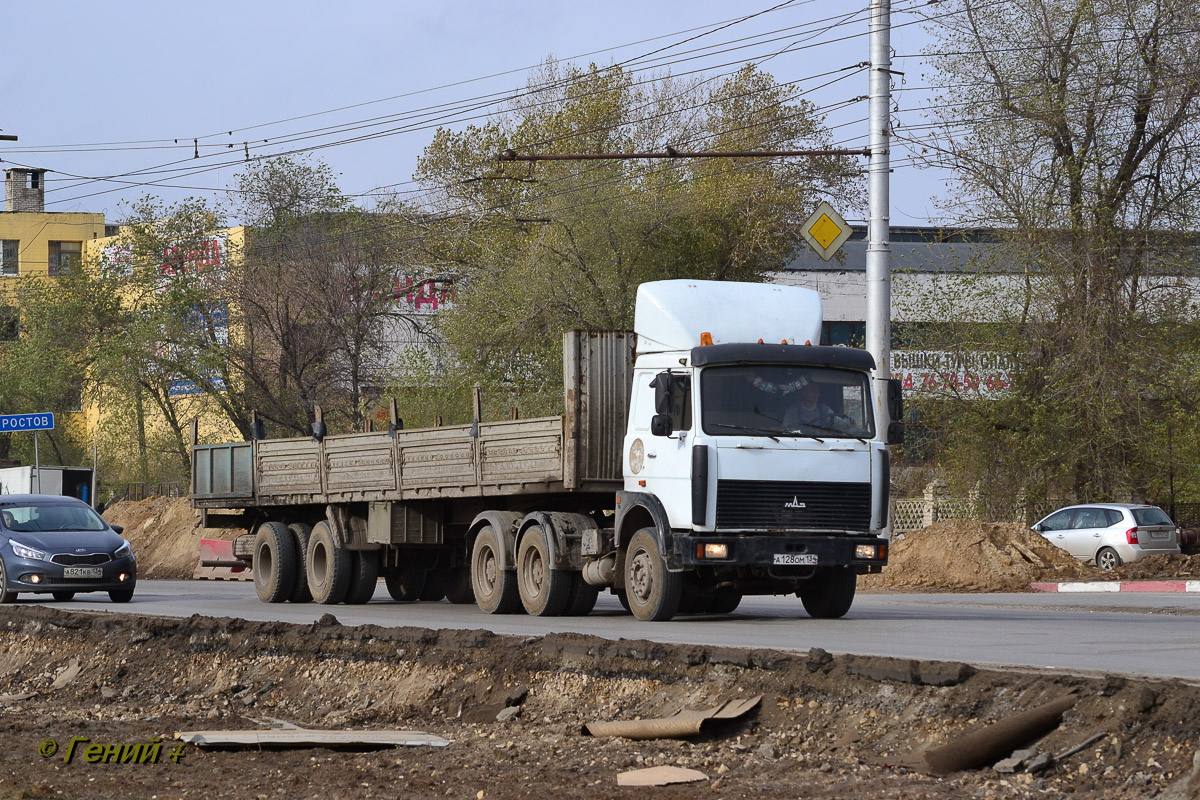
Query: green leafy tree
400,60,861,420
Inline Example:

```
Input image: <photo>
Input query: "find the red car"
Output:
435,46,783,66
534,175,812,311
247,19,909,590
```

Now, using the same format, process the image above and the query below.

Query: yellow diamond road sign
802,201,852,262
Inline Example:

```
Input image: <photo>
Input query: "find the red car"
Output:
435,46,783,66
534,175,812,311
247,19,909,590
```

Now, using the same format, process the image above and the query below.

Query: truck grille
715,480,871,531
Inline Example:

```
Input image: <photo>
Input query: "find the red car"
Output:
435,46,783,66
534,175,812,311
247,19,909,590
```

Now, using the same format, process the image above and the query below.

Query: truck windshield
700,365,875,439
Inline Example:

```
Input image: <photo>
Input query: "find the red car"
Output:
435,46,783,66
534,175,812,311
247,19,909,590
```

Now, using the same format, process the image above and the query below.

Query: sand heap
102,496,243,579
861,519,1102,592
1109,552,1200,580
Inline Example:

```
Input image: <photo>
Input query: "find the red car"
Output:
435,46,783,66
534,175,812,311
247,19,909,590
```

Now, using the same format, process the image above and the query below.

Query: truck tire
443,565,475,605
287,523,313,603
709,588,743,614
471,525,521,614
563,574,599,616
384,564,427,602
799,568,856,619
253,521,297,604
625,528,681,622
306,521,351,605
419,571,447,602
344,550,379,605
517,524,571,616
611,587,631,614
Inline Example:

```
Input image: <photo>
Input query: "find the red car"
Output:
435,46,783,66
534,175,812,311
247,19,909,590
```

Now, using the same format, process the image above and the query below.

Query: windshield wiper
707,423,784,442
803,422,868,444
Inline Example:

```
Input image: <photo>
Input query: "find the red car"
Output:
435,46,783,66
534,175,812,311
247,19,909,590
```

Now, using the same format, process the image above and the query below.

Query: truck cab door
624,369,695,529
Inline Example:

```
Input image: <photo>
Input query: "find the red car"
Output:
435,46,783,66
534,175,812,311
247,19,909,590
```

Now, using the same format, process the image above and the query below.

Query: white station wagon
1032,503,1181,570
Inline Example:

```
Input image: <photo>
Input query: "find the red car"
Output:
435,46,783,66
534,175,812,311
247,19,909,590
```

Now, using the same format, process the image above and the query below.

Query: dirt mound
862,519,1102,592
1110,552,1200,581
101,497,245,579
0,606,1194,799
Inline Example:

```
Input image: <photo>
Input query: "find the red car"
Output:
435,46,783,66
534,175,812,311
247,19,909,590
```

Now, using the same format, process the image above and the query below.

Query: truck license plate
773,553,817,566
62,567,102,579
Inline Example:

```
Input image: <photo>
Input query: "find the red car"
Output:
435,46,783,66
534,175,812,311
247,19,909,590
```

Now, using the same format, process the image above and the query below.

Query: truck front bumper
669,533,888,573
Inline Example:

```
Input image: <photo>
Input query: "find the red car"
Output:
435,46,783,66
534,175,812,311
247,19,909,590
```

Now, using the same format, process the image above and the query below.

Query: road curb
1030,580,1200,593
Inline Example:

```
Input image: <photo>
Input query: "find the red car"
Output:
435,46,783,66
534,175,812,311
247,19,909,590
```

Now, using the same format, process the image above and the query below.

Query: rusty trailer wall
193,331,633,508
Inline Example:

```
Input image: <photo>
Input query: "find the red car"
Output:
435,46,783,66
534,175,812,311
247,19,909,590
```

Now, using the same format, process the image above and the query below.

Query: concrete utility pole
866,0,893,441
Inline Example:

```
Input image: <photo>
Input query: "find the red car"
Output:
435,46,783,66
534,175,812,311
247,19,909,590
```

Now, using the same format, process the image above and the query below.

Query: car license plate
62,567,102,579
773,553,817,566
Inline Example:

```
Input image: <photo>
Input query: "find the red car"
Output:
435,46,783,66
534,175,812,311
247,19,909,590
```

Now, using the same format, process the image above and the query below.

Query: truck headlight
10,541,46,561
695,543,730,559
855,544,885,560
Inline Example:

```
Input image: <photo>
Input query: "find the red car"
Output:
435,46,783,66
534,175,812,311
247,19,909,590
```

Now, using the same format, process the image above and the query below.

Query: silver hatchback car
1032,503,1181,570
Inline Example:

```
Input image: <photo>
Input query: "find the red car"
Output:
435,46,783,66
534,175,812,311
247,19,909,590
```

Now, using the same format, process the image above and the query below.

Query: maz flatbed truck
192,280,900,621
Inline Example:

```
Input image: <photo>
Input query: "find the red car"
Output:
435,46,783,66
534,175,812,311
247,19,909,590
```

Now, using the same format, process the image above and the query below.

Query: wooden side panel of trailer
191,330,633,508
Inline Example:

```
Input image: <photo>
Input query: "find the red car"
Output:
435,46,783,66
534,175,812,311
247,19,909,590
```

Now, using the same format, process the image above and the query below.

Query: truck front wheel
625,528,681,622
471,526,521,614
306,521,351,605
798,568,856,619
253,521,297,604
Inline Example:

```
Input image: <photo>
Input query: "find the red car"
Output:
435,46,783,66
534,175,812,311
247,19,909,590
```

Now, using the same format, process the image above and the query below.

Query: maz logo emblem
784,497,806,509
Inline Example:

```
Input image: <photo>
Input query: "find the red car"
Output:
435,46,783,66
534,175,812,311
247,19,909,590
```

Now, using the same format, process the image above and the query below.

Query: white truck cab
614,280,897,620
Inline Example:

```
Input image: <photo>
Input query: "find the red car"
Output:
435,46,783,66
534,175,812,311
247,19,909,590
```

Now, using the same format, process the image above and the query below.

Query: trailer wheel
443,565,475,605
798,567,856,619
563,574,599,616
253,521,297,604
517,524,571,616
471,526,521,614
344,550,380,605
306,521,350,605
287,523,313,603
625,528,681,622
384,564,427,602
419,571,447,602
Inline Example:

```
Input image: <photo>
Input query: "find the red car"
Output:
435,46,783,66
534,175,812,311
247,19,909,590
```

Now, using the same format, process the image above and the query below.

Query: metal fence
123,482,185,502
890,487,1066,534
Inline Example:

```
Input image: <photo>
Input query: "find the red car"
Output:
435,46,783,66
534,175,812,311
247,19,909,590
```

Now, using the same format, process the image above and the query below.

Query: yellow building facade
1,168,111,337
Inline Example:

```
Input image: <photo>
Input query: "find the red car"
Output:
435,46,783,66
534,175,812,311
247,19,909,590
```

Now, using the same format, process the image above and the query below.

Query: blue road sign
0,413,55,432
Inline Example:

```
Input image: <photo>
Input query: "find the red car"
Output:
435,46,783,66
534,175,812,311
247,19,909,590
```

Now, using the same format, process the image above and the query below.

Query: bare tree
909,0,1200,502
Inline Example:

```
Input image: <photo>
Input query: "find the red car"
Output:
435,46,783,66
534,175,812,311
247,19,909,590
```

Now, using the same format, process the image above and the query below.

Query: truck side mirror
886,421,905,446
650,414,673,437
887,378,904,421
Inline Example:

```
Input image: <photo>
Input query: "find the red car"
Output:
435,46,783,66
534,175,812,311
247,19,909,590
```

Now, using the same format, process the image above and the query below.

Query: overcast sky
0,1,947,227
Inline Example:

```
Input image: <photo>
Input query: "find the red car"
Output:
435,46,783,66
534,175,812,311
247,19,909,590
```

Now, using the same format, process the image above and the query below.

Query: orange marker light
700,332,713,346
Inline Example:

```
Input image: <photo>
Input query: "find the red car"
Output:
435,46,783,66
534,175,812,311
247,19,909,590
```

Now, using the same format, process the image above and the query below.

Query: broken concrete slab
616,766,708,786
175,728,450,749
495,706,521,723
993,748,1039,773
50,658,81,690
584,695,761,740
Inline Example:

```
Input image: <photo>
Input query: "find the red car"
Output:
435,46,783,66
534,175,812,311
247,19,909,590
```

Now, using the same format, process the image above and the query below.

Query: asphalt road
37,580,1200,681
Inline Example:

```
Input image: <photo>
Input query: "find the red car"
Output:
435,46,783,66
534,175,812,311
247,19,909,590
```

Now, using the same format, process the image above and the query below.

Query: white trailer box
0,465,95,504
